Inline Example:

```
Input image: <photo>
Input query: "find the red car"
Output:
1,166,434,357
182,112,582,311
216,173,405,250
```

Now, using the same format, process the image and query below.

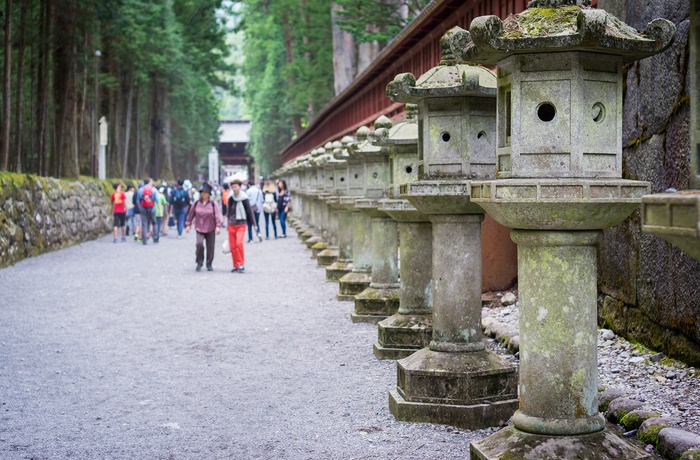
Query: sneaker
206,265,213,271
177,235,182,239
237,266,245,273
196,264,202,272
121,237,127,242
113,238,118,243
136,238,142,244
247,239,253,243
231,268,238,273
257,233,263,242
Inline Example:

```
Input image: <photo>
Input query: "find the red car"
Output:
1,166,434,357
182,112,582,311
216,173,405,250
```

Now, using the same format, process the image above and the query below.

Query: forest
0,0,426,180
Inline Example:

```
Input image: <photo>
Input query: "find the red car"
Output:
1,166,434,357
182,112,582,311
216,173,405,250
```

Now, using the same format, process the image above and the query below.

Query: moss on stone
620,411,659,430
502,6,580,39
637,421,666,445
681,449,700,460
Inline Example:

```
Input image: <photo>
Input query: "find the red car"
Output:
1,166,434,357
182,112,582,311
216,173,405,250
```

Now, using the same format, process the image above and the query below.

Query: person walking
132,183,143,242
277,179,291,238
110,183,127,243
262,180,278,239
246,180,264,243
227,179,257,273
154,187,168,242
170,179,190,238
136,178,159,245
185,183,222,271
125,185,135,237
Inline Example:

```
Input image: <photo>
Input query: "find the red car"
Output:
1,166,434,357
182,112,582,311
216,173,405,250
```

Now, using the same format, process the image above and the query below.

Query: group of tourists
110,177,292,273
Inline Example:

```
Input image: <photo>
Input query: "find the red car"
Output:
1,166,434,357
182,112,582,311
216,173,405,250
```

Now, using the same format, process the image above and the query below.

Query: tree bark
37,0,50,176
14,0,28,172
122,69,134,178
2,0,12,170
134,84,141,177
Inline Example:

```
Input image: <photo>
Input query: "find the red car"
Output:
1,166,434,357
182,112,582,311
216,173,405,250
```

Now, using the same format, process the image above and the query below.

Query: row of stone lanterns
272,1,676,457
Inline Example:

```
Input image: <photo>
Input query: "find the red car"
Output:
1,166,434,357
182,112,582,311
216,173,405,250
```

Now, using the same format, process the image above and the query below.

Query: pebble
501,292,517,306
482,303,700,437
601,329,616,341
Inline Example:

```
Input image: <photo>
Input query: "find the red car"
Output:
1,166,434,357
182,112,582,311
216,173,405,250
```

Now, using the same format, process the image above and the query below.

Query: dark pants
278,210,287,236
247,211,261,241
174,207,187,236
140,208,155,244
264,212,277,238
196,231,216,268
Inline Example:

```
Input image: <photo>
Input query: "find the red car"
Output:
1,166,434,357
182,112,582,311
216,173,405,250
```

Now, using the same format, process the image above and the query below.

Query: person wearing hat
185,182,222,271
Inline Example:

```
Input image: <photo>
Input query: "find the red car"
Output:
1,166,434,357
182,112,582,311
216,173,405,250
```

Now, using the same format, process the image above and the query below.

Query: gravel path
0,228,492,459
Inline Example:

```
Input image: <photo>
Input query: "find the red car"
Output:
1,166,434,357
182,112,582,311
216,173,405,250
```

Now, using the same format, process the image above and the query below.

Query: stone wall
597,0,700,366
0,172,113,268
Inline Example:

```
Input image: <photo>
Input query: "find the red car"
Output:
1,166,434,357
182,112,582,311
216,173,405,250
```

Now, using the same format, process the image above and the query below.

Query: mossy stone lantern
316,142,346,266
338,126,385,304
337,127,374,301
326,137,356,281
452,1,675,458
385,28,518,431
348,117,400,322
373,104,434,360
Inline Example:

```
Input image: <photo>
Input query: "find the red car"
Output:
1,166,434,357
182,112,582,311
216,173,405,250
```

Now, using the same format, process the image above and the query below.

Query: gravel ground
485,303,700,436
0,228,494,459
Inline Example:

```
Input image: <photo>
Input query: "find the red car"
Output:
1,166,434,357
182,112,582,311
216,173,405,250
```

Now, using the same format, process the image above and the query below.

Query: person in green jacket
154,187,169,243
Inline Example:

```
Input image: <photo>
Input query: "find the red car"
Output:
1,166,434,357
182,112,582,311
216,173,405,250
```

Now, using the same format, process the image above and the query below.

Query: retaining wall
0,172,112,268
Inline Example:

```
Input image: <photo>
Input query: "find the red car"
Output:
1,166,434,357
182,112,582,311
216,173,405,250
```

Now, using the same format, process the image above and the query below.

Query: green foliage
237,0,334,176
334,0,430,45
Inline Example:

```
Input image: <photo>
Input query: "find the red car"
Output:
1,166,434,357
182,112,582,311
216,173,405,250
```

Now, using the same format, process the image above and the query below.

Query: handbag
222,238,231,254
168,216,175,227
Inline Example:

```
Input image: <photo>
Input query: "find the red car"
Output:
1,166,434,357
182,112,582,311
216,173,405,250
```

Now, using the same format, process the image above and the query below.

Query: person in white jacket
246,181,264,242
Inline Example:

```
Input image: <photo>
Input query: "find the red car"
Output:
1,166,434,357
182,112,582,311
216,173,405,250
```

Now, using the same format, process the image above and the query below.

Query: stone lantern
386,28,518,430
307,147,333,255
373,104,434,359
351,116,400,323
316,141,346,267
641,1,700,262
452,2,675,457
337,127,374,301
301,147,327,248
326,137,356,281
294,154,314,240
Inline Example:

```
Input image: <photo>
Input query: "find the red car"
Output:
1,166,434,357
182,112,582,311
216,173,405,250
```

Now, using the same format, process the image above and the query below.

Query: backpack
140,186,155,209
172,188,186,207
263,193,277,214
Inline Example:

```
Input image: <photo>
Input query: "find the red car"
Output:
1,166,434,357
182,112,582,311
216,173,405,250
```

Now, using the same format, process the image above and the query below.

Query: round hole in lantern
537,103,556,122
440,131,451,143
477,131,486,139
372,172,378,179
405,165,413,174
354,174,358,179
592,102,605,123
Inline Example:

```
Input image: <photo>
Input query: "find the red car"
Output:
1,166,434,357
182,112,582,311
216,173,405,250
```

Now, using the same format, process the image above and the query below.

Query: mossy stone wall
597,0,700,366
0,172,114,268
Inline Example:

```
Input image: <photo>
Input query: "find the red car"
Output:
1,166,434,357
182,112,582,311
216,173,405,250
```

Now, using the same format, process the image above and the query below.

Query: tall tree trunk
160,88,173,181
2,0,12,170
53,0,80,178
122,69,134,178
78,21,89,174
149,79,159,179
14,0,28,172
134,84,141,177
37,0,50,176
280,16,303,136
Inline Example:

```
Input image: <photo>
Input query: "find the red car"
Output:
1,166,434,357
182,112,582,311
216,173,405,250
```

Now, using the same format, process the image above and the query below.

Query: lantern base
337,271,371,301
326,259,352,282
373,313,432,360
317,247,338,266
470,425,650,460
390,347,518,430
351,286,400,323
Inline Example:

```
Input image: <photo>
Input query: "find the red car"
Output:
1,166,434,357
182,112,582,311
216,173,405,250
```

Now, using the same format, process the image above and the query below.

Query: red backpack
140,186,155,208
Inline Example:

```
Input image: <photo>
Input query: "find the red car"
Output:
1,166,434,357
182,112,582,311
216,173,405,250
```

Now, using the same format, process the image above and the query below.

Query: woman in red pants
226,179,257,273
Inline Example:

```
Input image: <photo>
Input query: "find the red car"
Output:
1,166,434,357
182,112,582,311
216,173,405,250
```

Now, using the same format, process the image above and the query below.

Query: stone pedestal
316,197,340,266
352,199,400,323
389,198,519,429
374,199,433,359
338,201,372,301
326,208,353,281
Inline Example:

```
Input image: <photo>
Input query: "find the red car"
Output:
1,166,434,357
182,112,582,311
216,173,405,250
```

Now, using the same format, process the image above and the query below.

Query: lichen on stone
502,6,581,39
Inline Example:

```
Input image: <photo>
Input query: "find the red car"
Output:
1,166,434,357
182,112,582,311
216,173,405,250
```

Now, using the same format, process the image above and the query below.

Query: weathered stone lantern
641,1,700,262
326,137,355,280
302,147,327,248
337,128,373,300
294,154,314,240
373,104,434,359
387,28,518,430
317,141,347,267
452,2,675,457
351,116,400,323
308,147,334,255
